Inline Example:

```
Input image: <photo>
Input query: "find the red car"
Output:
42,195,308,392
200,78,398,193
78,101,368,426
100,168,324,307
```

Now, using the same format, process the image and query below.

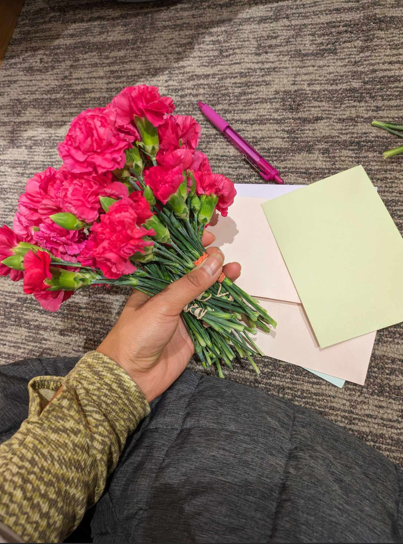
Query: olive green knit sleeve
0,351,150,544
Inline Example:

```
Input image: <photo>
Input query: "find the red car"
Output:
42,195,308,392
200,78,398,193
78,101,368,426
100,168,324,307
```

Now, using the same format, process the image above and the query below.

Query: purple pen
198,102,284,184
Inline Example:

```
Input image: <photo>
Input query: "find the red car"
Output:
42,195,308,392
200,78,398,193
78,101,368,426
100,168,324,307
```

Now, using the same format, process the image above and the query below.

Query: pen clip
243,155,261,174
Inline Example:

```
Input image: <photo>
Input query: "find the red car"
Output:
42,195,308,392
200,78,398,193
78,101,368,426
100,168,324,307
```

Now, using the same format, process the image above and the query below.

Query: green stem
242,331,265,357
185,220,205,253
159,211,200,259
372,120,403,132
182,313,207,348
246,354,261,375
127,177,142,191
154,246,185,266
215,360,225,378
170,241,195,267
186,314,213,347
224,279,277,328
383,145,403,159
51,260,83,268
154,257,184,272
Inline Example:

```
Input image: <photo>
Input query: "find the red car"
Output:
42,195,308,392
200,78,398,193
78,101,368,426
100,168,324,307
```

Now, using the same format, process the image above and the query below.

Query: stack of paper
262,166,403,348
210,166,403,387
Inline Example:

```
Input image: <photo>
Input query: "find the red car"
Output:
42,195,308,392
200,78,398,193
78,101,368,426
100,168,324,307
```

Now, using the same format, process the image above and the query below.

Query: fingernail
203,252,224,276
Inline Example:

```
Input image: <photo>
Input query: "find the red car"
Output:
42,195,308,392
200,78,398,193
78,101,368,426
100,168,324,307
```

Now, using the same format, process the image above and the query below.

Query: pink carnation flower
194,172,237,217
59,168,128,223
13,168,63,241
190,151,211,173
105,104,140,143
58,107,132,175
156,148,193,170
79,198,154,279
33,220,87,260
129,192,153,225
34,289,74,312
111,85,175,127
23,249,74,311
144,165,184,205
0,225,23,282
158,115,201,152
23,250,52,294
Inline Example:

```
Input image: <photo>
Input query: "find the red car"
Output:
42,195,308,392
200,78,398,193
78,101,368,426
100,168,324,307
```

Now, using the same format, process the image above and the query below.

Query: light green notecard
262,165,403,348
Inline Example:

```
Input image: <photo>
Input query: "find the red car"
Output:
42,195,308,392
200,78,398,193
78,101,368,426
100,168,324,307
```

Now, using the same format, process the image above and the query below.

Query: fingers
205,247,241,282
129,247,241,317
201,230,215,247
149,252,224,316
125,289,150,310
223,261,241,282
206,246,221,256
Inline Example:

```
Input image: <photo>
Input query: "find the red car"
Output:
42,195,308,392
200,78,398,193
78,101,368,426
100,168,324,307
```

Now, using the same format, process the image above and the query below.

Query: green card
262,165,403,348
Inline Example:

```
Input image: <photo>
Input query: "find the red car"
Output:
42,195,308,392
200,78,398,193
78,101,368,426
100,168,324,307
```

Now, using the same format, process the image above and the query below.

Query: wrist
95,346,156,403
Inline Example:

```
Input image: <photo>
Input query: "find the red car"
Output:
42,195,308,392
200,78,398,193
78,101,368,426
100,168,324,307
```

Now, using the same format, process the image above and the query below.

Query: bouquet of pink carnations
0,85,276,377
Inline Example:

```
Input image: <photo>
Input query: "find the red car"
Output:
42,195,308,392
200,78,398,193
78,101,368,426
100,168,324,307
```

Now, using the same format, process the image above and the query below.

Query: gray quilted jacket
0,357,402,543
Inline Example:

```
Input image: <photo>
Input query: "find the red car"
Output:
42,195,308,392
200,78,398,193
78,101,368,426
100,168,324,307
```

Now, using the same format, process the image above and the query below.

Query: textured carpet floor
0,0,402,465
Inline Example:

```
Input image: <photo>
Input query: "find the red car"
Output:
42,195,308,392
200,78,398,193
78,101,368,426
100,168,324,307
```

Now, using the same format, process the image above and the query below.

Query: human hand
97,231,241,402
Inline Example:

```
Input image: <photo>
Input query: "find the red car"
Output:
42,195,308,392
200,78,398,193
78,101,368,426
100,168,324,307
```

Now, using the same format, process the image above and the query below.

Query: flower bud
49,268,98,291
113,167,131,180
198,194,218,227
179,174,187,199
168,179,189,220
188,172,197,197
191,194,201,214
50,213,84,231
54,270,78,290
1,255,24,270
99,196,118,213
144,215,171,244
126,145,144,177
13,242,42,257
131,244,155,263
135,117,159,159
143,185,156,206
133,269,147,278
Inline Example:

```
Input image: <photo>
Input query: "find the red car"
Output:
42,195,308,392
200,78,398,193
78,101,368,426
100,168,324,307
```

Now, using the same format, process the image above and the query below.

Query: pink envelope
252,298,376,385
209,196,376,385
209,197,300,303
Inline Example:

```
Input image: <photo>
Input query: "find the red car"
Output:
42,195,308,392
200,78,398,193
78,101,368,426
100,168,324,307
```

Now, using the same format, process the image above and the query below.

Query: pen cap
200,104,229,133
257,157,281,182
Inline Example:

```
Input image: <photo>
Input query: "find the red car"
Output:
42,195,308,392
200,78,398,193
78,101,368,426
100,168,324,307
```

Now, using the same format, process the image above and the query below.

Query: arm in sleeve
0,350,150,543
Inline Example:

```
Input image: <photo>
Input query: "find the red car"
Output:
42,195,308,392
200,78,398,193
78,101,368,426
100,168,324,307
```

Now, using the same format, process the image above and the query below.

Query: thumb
150,251,224,316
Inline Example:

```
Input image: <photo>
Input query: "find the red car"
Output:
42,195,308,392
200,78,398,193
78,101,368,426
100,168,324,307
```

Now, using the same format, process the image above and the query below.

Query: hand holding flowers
0,85,276,377
98,232,240,401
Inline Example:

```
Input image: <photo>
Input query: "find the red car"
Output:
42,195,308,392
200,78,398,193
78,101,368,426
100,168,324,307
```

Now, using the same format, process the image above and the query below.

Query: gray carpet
0,0,402,466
